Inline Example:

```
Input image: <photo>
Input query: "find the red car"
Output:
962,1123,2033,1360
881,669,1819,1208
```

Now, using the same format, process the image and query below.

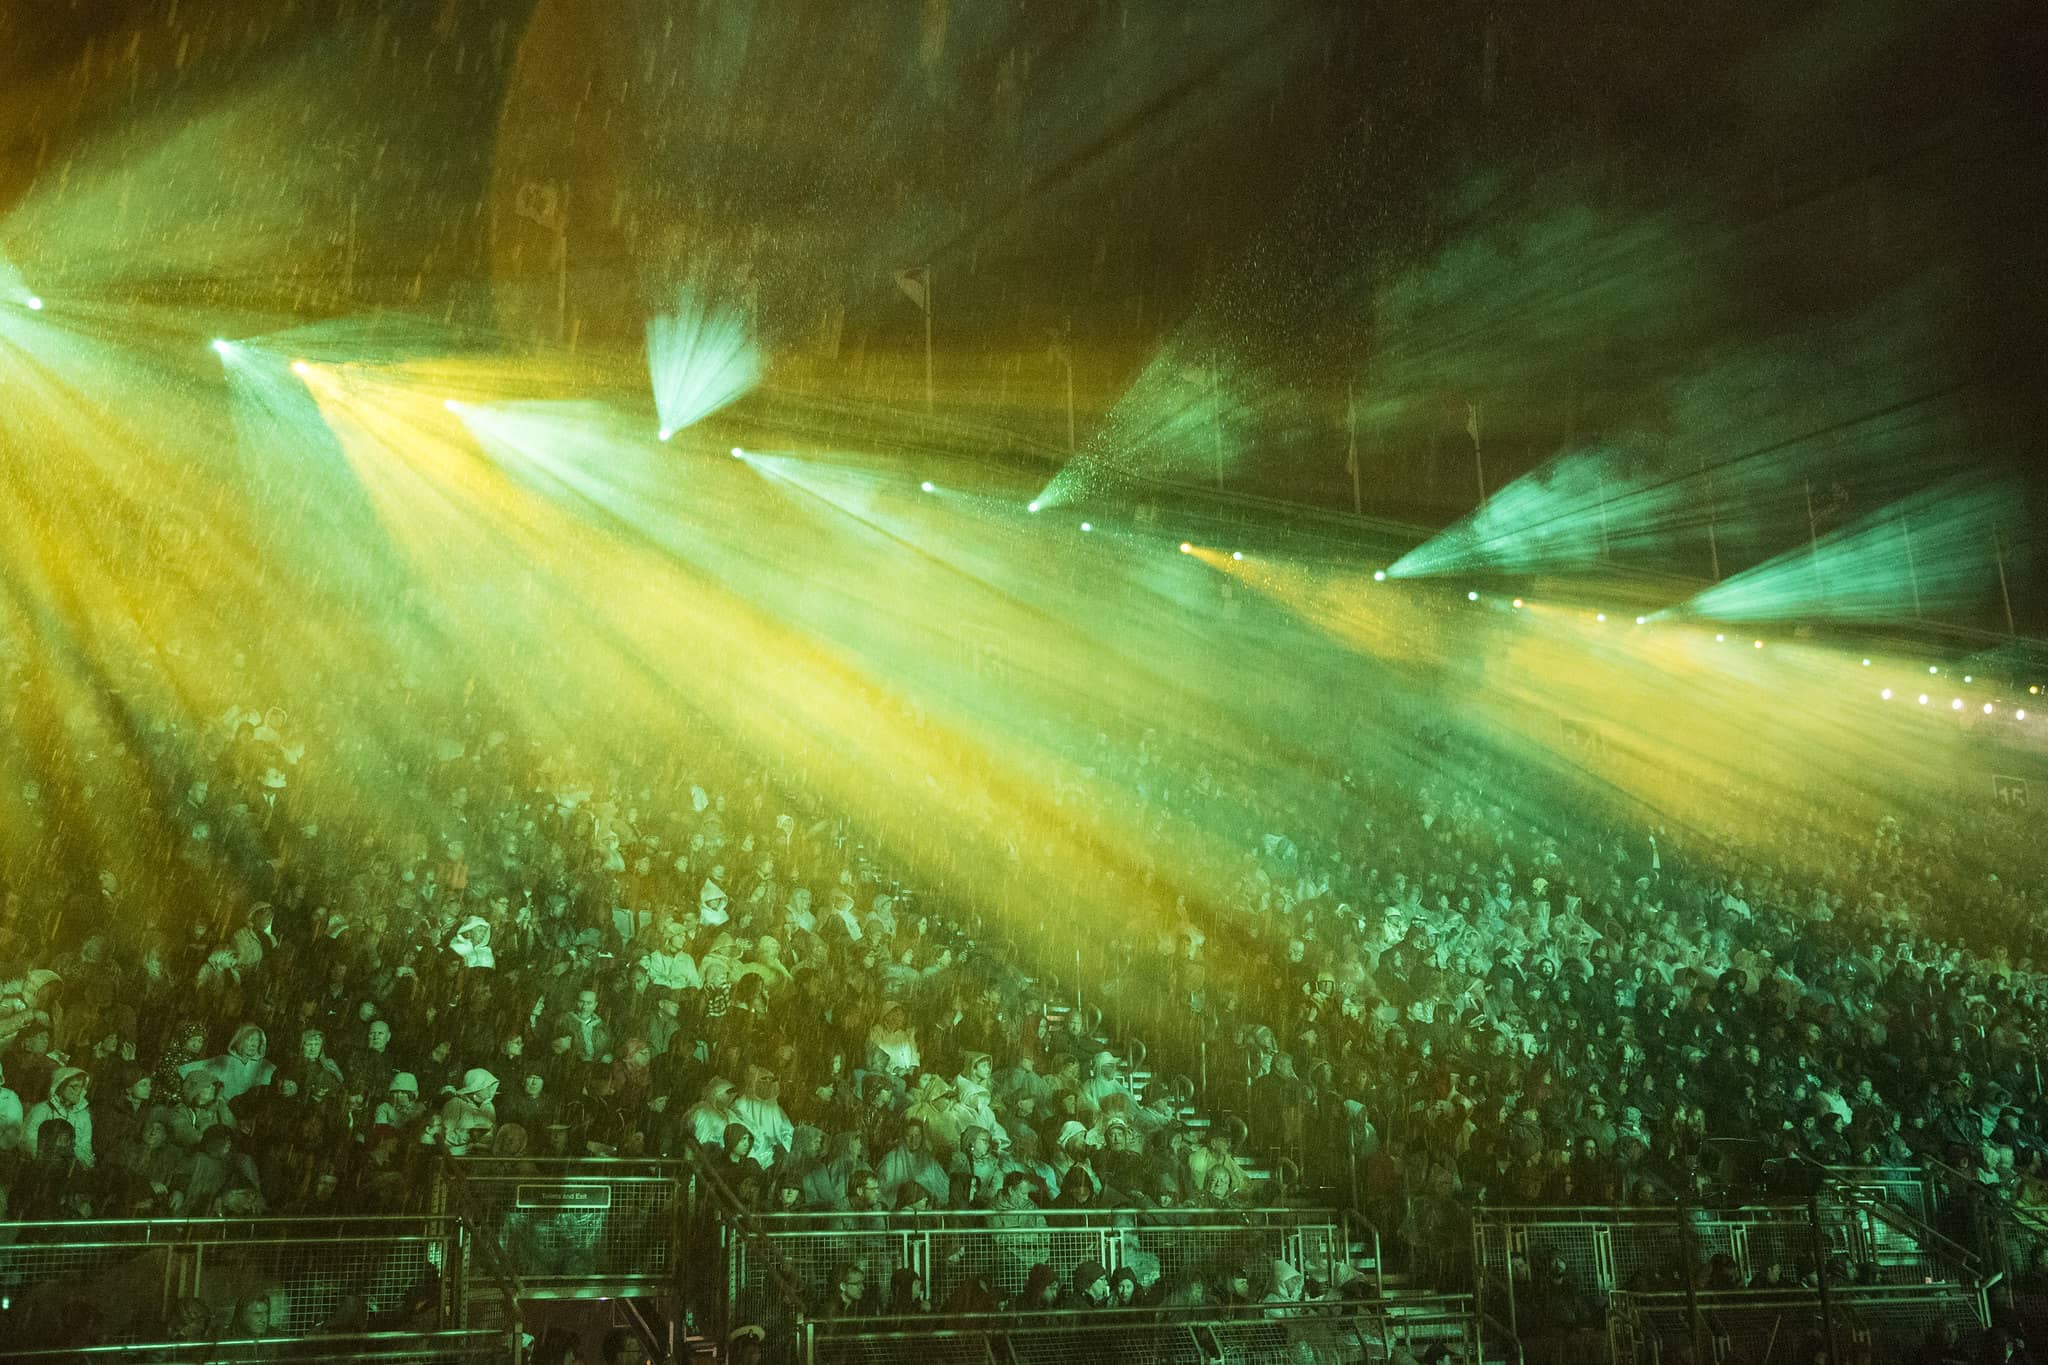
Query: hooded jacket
450,916,496,969
641,926,702,990
24,1066,94,1167
180,1024,275,1102
0,1060,23,1153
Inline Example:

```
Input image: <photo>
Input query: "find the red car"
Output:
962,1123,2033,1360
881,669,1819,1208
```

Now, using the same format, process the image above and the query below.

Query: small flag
893,266,929,312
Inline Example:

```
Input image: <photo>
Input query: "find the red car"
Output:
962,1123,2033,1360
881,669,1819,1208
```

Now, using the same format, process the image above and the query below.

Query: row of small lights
159,351,2048,720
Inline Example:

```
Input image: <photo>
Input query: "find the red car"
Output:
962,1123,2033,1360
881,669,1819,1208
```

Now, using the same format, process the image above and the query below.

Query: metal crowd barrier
0,1214,463,1346
1473,1202,1922,1340
0,1328,513,1363
1607,1283,1983,1365
441,1156,687,1299
726,1207,1345,1325
801,1296,1479,1365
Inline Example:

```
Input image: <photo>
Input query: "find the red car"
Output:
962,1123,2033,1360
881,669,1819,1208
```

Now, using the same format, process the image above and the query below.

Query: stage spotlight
2019,709,2028,720
1881,689,1893,700
1929,666,1939,674
1952,698,1963,710
1715,633,1725,641
658,428,674,442
1027,501,1042,513
1753,640,1763,649
730,447,745,458
1080,522,1093,533
1635,615,1646,625
1373,570,1387,582
443,399,462,412
1862,659,1871,667
1984,702,1994,714
291,360,311,376
1512,598,1524,609
210,339,232,356
1596,613,1606,622
920,481,936,493
1965,675,1973,683
1468,591,1480,602
1179,543,1192,554
1232,551,1245,561
24,296,42,311
1918,695,1929,705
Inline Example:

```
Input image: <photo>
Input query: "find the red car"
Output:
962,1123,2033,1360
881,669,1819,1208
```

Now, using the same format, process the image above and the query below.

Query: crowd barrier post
1808,1193,1842,1365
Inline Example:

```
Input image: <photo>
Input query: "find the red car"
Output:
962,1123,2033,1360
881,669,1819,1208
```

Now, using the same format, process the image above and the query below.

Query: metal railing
442,1155,685,1298
801,1296,1480,1365
438,1156,526,1364
0,1214,462,1346
0,1328,512,1363
725,1206,1341,1326
1609,1283,1984,1365
1472,1199,1968,1340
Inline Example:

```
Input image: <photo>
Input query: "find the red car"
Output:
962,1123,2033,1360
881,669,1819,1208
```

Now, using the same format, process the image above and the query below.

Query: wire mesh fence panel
740,1226,912,1311
927,1222,1108,1306
0,1233,176,1342
1628,1287,1982,1365
191,1231,453,1336
807,1330,1004,1365
450,1159,683,1292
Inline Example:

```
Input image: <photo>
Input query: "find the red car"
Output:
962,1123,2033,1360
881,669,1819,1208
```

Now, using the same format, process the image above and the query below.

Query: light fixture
2019,709,2028,720
1952,699,1963,710
1596,613,1606,623
1861,659,1871,667
658,428,673,442
210,339,232,355
1512,598,1524,609
24,296,42,311
1984,702,1994,714
1636,616,1648,625
730,446,745,458
1179,543,1193,554
1232,551,1244,561
1027,501,1042,513
1714,633,1724,641
920,481,936,493
1753,640,1763,649
1965,675,1973,683
1373,570,1386,582
1079,521,1093,532
1918,694,1929,705
1929,666,1939,674
1468,591,1480,602
291,360,311,376
1880,689,1892,700
443,399,461,412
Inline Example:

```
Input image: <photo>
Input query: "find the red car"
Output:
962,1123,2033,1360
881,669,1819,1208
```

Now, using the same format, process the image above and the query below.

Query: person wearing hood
440,1069,499,1155
950,1126,1005,1204
904,1073,962,1155
877,1117,950,1207
951,1053,1009,1152
375,1073,429,1133
731,1064,794,1168
25,1065,95,1167
94,1065,154,1155
0,1057,25,1154
1264,1258,1308,1315
866,1001,920,1079
1079,1050,1129,1110
450,916,496,970
180,1023,275,1103
641,922,702,991
1069,1260,1113,1309
686,1076,741,1148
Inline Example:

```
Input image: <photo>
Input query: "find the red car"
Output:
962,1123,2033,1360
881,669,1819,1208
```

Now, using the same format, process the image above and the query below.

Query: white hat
390,1072,419,1095
455,1068,499,1096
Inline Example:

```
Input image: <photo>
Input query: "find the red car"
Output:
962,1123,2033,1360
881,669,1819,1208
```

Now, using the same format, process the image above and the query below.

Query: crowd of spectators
5,639,2048,1355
